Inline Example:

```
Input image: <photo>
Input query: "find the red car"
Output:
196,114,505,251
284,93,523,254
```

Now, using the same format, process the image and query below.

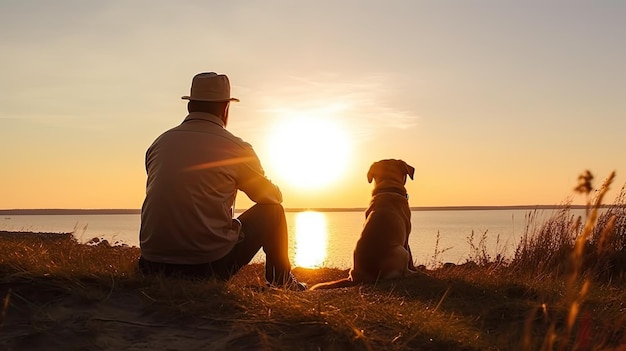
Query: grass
1,172,625,350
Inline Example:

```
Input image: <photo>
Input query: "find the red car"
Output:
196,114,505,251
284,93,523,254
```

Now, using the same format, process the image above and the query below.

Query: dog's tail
309,278,360,290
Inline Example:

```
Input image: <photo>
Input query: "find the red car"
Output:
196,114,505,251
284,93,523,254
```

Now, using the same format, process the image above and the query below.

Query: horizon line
0,204,612,216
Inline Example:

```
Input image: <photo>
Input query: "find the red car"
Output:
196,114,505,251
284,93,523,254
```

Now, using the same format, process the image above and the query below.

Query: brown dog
310,159,417,290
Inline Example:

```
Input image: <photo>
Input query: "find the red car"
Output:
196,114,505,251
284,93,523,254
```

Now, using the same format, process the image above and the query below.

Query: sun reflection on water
294,211,328,268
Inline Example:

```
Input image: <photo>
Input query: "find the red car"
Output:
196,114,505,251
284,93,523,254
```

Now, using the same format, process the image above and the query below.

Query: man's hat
181,72,240,102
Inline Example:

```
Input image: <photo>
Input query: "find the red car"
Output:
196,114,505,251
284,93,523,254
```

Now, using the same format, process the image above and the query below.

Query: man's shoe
267,272,307,291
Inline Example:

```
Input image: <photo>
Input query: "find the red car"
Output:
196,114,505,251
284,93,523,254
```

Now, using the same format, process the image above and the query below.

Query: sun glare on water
266,114,351,189
294,211,328,268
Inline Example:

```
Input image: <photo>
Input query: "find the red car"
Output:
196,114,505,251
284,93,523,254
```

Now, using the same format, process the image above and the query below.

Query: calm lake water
0,209,586,269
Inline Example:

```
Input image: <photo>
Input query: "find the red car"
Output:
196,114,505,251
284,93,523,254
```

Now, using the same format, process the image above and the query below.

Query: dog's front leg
406,244,417,271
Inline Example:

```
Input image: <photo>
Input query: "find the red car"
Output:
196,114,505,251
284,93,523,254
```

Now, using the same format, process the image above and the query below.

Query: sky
1,0,624,210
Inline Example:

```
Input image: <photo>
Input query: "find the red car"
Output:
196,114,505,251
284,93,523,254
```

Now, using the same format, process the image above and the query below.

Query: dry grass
1,230,624,350
509,171,626,350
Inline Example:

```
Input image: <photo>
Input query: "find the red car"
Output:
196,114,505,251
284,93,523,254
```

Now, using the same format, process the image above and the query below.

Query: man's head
187,100,230,124
182,72,239,125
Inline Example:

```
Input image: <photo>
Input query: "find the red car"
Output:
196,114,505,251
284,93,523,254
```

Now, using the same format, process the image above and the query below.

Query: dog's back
310,159,416,290
351,187,412,282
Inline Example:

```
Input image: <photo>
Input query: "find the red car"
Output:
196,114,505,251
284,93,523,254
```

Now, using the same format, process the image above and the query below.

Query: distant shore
0,204,602,216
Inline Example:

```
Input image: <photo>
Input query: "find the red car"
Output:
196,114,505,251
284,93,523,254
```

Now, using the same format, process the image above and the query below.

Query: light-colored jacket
139,112,282,264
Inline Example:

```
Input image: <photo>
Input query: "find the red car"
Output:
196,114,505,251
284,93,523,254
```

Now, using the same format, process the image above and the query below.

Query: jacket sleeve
236,146,283,204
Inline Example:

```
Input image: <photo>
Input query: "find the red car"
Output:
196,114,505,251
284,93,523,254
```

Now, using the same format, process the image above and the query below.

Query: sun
266,115,351,189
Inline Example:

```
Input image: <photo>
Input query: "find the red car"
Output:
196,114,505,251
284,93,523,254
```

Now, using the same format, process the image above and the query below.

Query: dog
310,159,418,290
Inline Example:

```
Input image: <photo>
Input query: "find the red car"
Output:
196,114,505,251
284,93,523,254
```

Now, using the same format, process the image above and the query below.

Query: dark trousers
138,203,292,283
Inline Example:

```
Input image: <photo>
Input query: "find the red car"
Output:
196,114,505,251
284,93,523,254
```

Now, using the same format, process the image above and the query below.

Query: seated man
138,72,306,291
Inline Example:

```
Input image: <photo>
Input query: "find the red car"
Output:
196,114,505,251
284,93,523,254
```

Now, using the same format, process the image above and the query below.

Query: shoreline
0,204,604,216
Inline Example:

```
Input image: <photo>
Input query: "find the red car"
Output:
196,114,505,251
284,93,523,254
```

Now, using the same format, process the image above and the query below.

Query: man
138,72,306,291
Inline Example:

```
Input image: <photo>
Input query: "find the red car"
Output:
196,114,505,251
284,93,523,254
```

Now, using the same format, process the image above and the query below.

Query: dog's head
367,159,415,185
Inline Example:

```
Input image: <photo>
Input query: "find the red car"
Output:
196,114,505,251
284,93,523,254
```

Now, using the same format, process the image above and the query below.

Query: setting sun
266,114,351,189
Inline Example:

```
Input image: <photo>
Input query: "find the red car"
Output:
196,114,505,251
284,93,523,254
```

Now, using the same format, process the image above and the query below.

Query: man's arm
236,149,282,204
239,175,282,204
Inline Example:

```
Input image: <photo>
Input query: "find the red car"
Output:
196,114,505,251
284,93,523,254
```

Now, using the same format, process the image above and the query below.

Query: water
0,209,585,269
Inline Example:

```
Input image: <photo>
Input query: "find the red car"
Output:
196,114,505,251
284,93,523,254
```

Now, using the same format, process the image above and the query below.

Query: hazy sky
1,1,624,209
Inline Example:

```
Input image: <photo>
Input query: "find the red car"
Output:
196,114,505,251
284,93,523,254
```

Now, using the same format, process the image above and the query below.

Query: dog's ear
403,162,415,180
367,162,378,183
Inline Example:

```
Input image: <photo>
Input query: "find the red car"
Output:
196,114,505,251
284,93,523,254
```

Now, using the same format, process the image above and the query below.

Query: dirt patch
0,278,269,351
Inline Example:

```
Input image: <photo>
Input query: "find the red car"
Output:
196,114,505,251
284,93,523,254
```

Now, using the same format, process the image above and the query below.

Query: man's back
139,112,280,264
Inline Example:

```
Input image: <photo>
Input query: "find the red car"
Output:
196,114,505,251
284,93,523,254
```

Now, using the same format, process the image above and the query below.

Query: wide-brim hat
181,72,240,102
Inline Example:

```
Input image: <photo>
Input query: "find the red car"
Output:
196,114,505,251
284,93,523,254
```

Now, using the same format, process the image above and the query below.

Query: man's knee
263,203,284,213
250,203,285,217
